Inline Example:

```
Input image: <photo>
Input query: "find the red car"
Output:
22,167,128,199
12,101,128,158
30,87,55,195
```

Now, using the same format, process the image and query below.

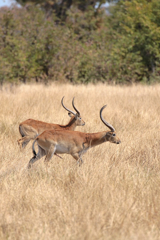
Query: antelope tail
32,139,37,157
19,125,25,137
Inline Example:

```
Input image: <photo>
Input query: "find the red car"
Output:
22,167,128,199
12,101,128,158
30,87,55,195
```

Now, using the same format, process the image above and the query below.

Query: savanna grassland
0,83,160,240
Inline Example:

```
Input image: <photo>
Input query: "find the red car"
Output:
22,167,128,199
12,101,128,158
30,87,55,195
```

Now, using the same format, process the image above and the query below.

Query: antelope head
100,105,121,144
61,96,85,126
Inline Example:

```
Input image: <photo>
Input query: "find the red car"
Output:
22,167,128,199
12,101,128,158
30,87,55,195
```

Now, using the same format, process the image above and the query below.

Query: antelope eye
112,133,116,137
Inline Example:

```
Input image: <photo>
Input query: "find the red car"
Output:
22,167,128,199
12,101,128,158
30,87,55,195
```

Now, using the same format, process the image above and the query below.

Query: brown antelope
28,105,121,169
18,97,85,149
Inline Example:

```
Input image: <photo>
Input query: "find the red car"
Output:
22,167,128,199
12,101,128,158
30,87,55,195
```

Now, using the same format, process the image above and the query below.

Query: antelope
28,105,121,169
17,97,85,149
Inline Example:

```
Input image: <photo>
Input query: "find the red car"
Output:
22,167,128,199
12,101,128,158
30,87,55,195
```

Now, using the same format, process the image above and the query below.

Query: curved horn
72,97,80,116
100,105,115,132
61,96,76,116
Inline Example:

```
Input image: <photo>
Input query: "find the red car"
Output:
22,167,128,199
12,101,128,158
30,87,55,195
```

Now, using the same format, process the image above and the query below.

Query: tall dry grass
0,83,160,240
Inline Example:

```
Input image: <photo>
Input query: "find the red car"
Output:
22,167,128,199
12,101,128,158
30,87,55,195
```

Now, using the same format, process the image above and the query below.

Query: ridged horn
100,105,115,132
72,97,80,116
61,96,76,116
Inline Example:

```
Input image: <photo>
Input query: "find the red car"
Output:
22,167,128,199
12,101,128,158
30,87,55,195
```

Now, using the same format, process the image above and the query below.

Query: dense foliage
0,0,160,84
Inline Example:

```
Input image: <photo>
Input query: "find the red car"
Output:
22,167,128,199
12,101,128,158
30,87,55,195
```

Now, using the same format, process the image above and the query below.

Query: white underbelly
55,144,69,154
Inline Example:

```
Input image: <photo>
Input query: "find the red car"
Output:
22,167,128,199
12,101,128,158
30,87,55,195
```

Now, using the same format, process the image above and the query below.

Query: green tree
108,0,160,82
15,0,108,20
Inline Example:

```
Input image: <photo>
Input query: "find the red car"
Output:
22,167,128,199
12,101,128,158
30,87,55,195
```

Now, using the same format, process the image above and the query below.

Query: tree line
0,0,160,84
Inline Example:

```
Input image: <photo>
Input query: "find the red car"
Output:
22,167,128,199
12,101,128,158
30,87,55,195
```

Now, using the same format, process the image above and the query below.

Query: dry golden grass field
0,83,160,240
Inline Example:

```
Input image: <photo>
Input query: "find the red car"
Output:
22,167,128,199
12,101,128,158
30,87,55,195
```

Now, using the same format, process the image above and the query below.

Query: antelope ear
68,112,72,117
